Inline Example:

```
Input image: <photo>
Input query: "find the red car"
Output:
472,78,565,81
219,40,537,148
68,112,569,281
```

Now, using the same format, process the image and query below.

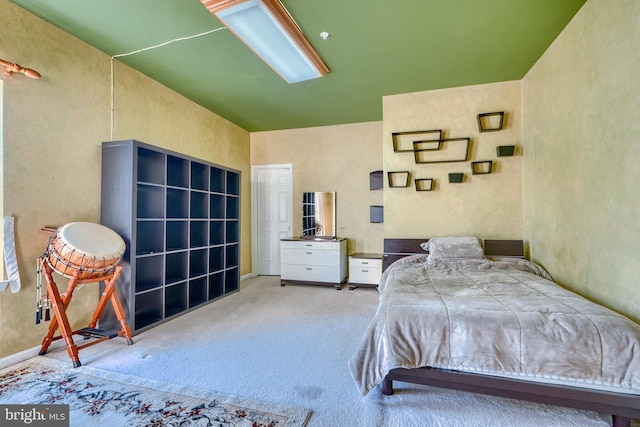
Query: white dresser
348,253,383,290
280,238,348,289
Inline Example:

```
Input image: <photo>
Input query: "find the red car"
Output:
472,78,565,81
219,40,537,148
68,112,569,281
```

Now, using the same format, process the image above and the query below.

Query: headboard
383,238,525,270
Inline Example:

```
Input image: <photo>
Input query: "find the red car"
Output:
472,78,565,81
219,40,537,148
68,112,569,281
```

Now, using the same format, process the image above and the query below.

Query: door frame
251,164,293,276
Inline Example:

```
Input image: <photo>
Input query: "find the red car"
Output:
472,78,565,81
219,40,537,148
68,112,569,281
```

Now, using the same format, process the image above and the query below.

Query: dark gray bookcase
99,140,240,334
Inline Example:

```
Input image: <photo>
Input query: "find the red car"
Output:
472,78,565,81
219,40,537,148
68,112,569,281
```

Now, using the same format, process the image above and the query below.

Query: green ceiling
10,0,586,132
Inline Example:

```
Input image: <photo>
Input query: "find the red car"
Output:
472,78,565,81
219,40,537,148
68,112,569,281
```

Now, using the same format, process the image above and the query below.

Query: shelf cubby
209,221,225,246
190,191,208,219
137,147,165,185
227,171,240,196
188,277,208,308
225,267,239,293
135,289,163,330
226,196,240,220
191,162,209,191
165,251,188,285
135,255,164,293
165,282,187,317
190,220,208,248
210,194,225,219
226,221,240,244
166,188,189,218
209,272,224,300
166,221,188,251
225,244,239,269
136,221,164,255
137,184,165,218
209,245,225,272
189,248,208,278
210,167,225,193
167,155,189,188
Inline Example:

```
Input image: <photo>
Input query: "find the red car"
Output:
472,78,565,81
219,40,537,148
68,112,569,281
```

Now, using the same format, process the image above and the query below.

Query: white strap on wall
0,215,21,293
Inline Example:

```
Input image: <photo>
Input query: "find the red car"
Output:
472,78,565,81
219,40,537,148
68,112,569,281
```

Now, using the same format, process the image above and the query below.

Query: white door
252,165,293,275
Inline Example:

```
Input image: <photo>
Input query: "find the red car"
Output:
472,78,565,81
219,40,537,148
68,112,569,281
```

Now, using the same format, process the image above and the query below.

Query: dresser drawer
281,264,340,283
281,240,338,251
281,248,338,266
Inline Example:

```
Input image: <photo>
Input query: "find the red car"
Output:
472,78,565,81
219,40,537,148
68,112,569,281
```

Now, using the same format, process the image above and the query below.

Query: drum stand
38,260,133,367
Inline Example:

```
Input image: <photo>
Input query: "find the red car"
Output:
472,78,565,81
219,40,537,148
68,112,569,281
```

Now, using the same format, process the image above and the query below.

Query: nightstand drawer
349,267,380,284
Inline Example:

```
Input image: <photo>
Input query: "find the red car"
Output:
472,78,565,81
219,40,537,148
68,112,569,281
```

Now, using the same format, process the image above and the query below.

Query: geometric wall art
414,137,470,164
392,129,442,152
415,178,434,191
471,160,493,175
477,111,504,132
388,171,411,188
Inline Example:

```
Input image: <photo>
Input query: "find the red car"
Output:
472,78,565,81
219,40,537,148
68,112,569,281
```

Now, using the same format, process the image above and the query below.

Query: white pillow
421,237,485,259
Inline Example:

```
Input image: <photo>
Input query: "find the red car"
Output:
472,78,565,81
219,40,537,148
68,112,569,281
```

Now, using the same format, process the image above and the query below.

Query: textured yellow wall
522,0,639,322
251,122,384,254
382,81,523,240
0,0,250,358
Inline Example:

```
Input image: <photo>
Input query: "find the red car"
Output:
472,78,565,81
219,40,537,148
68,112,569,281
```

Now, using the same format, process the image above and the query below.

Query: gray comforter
349,255,640,395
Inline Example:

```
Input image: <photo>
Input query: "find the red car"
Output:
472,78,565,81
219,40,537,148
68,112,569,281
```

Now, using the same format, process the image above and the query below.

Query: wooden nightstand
348,253,383,290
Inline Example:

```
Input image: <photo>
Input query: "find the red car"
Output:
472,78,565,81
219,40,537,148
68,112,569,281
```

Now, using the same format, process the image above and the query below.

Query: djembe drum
45,222,125,279
38,222,133,367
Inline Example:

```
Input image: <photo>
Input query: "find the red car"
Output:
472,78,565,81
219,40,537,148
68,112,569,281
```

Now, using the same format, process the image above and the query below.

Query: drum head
57,222,125,259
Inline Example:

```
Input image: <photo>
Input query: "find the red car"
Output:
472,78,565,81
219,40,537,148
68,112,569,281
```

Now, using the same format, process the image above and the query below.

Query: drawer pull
306,252,313,254
362,269,369,273
362,261,369,265
306,267,313,270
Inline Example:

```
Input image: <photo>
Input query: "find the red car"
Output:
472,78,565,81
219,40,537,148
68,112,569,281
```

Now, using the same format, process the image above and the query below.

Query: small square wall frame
477,112,504,132
392,129,442,152
449,173,464,183
370,170,383,190
388,171,410,188
415,178,434,191
370,205,383,223
414,138,470,164
497,145,515,157
471,161,493,175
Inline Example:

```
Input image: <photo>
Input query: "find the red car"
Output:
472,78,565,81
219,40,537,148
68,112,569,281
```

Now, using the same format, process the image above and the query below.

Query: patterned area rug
0,356,311,426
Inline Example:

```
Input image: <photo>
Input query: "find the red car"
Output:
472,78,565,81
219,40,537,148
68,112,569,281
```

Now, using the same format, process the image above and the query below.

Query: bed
349,237,640,427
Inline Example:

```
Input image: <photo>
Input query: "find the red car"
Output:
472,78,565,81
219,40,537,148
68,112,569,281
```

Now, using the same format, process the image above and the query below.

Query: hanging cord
110,27,227,140
36,255,51,324
35,257,43,324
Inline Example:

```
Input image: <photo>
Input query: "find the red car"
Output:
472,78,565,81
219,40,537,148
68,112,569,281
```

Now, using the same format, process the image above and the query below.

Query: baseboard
241,272,257,281
0,344,41,370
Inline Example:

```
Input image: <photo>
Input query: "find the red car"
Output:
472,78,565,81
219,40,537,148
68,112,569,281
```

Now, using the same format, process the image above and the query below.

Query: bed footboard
382,368,640,427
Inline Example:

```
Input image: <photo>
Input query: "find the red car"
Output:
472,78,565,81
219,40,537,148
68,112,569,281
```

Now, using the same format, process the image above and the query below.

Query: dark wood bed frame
380,238,640,427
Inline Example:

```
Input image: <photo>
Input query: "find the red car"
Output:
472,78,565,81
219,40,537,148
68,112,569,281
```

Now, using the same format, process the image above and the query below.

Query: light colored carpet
0,355,310,426
36,276,633,426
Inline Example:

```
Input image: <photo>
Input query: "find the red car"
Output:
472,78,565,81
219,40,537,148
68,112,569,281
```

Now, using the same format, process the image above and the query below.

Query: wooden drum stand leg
38,261,133,368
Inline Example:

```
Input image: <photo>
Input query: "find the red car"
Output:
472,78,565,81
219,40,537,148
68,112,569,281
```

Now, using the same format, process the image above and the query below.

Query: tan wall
382,81,523,240
522,0,639,322
0,1,250,358
251,122,384,254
